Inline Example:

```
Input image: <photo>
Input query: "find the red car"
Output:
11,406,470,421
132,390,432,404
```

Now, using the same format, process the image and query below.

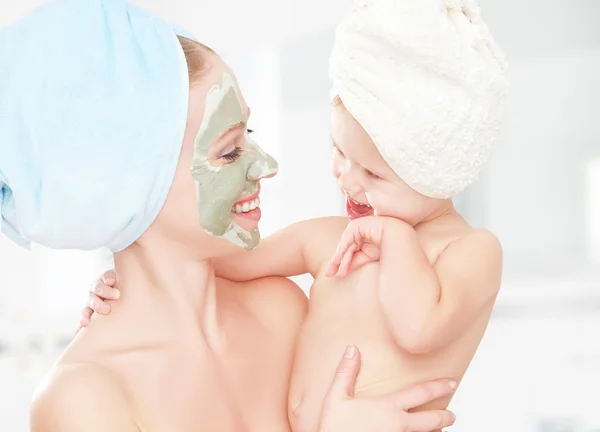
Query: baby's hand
77,270,120,331
326,216,386,278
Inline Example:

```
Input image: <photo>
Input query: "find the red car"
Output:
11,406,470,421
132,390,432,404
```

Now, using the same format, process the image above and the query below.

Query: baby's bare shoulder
445,227,502,261
436,227,503,294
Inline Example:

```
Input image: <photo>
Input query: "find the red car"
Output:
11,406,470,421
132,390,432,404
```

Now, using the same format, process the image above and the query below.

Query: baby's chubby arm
328,216,503,354
378,218,502,354
76,217,348,329
214,216,348,281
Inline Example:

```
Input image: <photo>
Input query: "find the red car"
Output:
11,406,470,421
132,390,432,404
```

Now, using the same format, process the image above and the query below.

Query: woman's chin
231,207,261,233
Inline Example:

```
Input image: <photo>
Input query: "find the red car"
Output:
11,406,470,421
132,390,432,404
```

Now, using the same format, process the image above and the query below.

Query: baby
82,1,508,431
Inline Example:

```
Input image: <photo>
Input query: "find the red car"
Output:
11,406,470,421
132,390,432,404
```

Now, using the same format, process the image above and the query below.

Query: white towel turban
329,0,509,199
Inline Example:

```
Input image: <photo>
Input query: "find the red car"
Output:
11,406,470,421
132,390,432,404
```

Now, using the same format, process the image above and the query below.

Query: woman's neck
106,242,223,348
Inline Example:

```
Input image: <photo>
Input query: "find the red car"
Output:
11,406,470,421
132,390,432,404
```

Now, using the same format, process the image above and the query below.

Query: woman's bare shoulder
239,276,308,337
31,362,139,431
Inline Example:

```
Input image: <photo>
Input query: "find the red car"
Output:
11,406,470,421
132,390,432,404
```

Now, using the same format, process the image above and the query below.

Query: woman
0,1,456,430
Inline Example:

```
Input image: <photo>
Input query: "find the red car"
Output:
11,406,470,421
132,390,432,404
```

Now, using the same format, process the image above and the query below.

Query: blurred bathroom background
1,0,599,430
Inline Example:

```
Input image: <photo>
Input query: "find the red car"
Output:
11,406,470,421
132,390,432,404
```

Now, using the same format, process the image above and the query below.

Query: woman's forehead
188,65,249,121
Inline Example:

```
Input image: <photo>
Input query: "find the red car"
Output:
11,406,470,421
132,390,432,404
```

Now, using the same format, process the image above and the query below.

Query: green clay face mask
191,73,278,250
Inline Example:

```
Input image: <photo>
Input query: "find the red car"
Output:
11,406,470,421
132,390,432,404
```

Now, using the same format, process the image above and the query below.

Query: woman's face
155,56,277,254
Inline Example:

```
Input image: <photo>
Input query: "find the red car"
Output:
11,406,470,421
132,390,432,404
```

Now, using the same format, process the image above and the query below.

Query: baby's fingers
348,251,374,273
335,229,360,263
337,244,357,277
326,239,354,277
325,261,340,278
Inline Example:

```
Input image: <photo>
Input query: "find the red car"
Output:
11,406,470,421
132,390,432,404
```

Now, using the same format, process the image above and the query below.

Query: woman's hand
319,346,456,432
77,269,120,331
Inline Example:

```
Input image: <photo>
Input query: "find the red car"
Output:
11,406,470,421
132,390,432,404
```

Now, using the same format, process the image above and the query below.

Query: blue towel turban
0,0,194,252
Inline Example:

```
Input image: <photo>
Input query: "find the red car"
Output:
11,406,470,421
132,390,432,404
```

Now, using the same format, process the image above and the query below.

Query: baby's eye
364,168,380,179
332,142,343,155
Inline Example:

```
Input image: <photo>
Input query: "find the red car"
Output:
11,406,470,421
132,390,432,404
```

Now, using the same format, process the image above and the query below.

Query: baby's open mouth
345,197,374,220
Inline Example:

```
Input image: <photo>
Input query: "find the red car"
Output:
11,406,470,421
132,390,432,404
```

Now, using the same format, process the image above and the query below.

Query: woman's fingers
101,269,117,286
405,410,456,432
91,278,120,300
88,292,111,315
392,379,457,410
325,345,362,400
78,306,93,328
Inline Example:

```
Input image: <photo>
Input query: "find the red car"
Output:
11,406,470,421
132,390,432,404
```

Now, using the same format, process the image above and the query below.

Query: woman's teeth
233,197,260,214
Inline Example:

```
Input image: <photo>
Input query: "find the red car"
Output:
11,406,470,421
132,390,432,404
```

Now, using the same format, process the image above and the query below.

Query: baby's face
330,103,438,225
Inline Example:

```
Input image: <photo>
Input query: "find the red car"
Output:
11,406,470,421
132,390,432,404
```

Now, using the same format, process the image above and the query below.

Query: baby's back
289,217,496,432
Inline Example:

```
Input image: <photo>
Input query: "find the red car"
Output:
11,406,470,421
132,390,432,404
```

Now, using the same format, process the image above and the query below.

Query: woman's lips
345,197,374,220
231,194,262,230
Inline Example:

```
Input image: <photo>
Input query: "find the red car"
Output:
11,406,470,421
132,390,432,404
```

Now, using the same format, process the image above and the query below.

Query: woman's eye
221,146,242,161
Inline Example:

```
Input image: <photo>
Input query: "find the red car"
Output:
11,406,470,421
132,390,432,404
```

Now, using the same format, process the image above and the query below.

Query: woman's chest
130,333,292,431
139,382,289,432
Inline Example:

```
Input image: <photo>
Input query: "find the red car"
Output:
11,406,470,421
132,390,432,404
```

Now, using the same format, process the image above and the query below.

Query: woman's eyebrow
216,122,245,141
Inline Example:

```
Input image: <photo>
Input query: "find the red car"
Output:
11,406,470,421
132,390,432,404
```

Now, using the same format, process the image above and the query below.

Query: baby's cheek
330,153,343,178
367,193,391,216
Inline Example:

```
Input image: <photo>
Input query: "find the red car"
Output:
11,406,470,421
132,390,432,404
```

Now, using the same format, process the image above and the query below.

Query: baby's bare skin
210,213,501,432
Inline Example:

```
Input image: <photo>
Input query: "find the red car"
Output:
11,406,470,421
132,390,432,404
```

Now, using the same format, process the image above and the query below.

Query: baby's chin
368,207,420,225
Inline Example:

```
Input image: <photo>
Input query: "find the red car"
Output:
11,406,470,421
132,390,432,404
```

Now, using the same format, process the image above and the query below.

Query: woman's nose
247,143,278,181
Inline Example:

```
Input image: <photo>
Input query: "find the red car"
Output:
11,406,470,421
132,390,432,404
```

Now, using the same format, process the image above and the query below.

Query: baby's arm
214,216,348,281
77,217,347,328
329,216,502,354
378,218,502,354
